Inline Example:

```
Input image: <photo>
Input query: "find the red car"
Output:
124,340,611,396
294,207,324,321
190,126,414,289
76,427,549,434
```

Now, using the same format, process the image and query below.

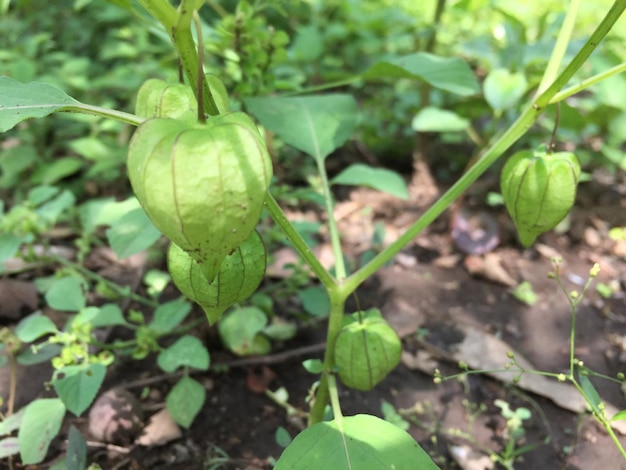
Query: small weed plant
1,0,626,468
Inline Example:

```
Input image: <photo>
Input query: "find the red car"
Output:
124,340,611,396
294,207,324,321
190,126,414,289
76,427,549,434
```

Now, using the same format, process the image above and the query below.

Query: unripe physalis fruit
127,112,272,281
168,230,266,324
135,78,197,123
333,309,401,391
500,149,580,247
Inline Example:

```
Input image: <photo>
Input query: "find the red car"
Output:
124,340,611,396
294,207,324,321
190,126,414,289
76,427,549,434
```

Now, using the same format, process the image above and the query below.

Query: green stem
343,0,626,296
137,0,219,116
549,61,626,104
60,103,144,127
281,77,358,97
309,288,347,425
316,156,347,280
264,193,336,290
536,0,581,95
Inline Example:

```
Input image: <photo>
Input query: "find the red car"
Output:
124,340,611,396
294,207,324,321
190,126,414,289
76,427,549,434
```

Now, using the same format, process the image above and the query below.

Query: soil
1,164,625,470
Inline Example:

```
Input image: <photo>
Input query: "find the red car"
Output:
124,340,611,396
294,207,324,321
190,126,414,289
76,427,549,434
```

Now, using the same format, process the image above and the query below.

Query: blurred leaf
0,77,79,132
0,408,24,435
31,157,83,185
512,281,538,306
331,164,408,200
483,69,528,111
0,437,19,459
298,286,330,317
0,233,22,272
0,144,37,189
52,363,106,416
15,313,59,342
157,335,210,372
245,94,358,161
106,207,161,259
166,376,205,428
291,25,324,61
412,107,469,132
578,372,602,415
66,426,87,470
276,426,292,448
17,344,62,365
218,306,270,356
362,53,479,96
18,398,66,464
149,297,192,333
45,276,86,311
611,409,626,422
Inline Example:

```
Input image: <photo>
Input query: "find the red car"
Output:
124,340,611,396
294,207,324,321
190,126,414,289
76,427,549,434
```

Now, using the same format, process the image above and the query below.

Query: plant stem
342,0,626,295
264,193,337,290
281,77,358,97
309,287,347,424
315,156,347,280
137,0,220,116
536,0,581,95
60,103,144,126
549,61,626,104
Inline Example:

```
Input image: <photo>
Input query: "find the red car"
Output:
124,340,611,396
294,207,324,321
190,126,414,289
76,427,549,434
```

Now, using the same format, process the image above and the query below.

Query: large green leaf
362,53,479,96
245,95,358,161
18,398,66,464
0,77,78,132
275,414,439,469
52,363,107,416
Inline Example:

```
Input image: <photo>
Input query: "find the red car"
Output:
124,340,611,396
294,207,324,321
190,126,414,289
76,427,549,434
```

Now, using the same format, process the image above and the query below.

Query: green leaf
149,297,192,334
298,286,330,317
0,437,19,459
412,107,470,133
157,335,210,372
17,344,62,365
95,304,127,326
32,157,83,185
45,276,87,312
66,426,87,470
166,376,206,428
245,95,358,161
276,426,292,448
611,409,626,422
106,207,161,259
0,408,24,436
578,372,602,415
275,414,439,470
0,77,79,132
331,164,408,200
18,398,66,464
218,306,270,356
483,69,528,112
302,359,324,374
15,313,59,342
0,233,22,273
362,53,479,96
512,281,538,306
52,364,107,416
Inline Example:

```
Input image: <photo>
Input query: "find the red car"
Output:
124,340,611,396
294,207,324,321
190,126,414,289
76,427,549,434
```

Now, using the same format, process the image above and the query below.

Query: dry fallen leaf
136,407,182,447
464,253,516,287
449,444,494,470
